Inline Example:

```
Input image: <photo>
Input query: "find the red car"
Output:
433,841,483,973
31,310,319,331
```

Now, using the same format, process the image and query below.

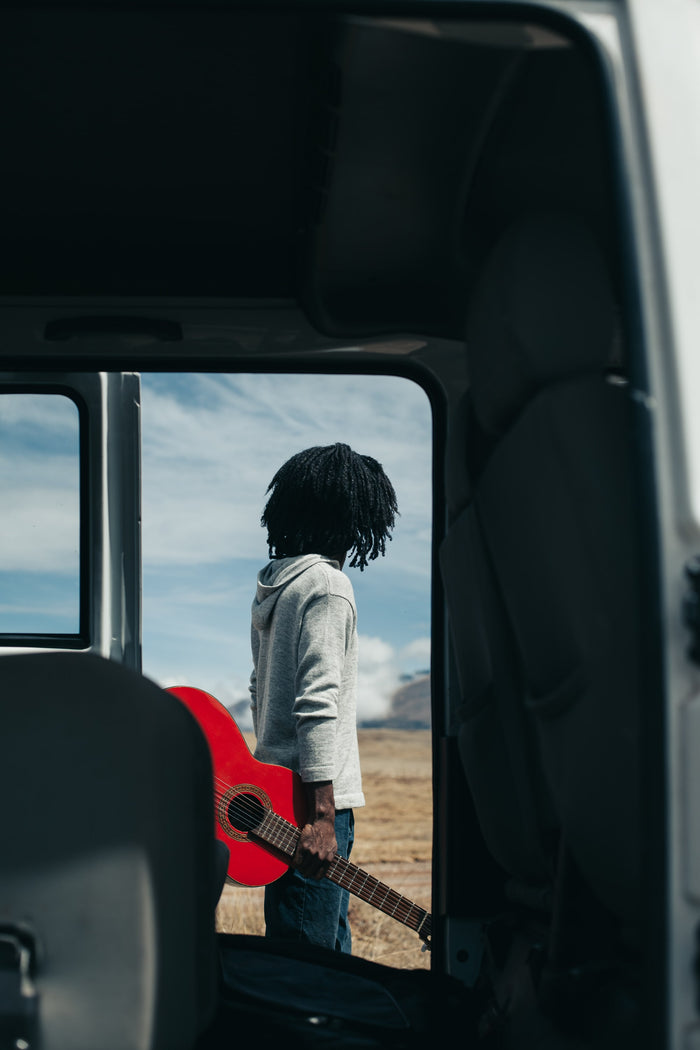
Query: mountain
360,673,431,730
230,672,432,731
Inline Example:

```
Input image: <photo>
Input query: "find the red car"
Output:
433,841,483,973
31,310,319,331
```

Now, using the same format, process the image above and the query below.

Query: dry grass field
215,728,433,969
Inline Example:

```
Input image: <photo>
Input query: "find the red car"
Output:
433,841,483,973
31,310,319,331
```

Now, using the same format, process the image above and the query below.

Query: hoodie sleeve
294,593,355,783
249,622,259,734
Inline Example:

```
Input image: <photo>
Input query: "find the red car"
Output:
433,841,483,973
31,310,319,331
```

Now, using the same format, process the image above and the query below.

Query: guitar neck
255,810,432,946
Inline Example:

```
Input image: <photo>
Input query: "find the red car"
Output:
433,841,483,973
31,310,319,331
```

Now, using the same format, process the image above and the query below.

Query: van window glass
0,393,80,635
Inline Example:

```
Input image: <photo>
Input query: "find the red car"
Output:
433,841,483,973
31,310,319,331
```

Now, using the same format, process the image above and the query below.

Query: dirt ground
216,728,433,968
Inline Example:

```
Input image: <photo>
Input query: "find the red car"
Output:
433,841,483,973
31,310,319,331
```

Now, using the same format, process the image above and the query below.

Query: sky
0,393,81,631
139,372,432,726
0,374,432,726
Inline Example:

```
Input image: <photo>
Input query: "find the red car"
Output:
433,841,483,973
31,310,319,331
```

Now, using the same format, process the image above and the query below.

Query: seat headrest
465,213,617,436
0,652,217,1050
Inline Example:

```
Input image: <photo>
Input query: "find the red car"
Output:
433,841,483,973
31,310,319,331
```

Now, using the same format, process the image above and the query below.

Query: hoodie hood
252,554,339,629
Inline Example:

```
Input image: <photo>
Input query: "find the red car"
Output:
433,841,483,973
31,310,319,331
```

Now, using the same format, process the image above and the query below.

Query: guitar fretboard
255,810,431,945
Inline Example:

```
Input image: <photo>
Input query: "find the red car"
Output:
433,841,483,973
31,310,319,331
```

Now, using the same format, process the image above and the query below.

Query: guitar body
170,685,432,947
168,685,307,887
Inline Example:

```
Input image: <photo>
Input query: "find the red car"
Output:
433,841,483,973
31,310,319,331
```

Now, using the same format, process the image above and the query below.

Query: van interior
0,7,663,1050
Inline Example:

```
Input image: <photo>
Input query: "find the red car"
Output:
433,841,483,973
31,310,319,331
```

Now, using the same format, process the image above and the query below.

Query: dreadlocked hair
261,443,398,571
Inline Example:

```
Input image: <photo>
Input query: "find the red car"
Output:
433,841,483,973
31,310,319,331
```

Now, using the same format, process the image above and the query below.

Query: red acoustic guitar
168,685,432,949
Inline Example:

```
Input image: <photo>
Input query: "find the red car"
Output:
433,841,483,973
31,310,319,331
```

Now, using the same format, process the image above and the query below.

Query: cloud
148,666,253,718
356,633,431,722
356,635,400,721
0,391,80,435
398,636,431,670
0,391,80,572
140,372,432,577
0,477,79,572
145,630,431,731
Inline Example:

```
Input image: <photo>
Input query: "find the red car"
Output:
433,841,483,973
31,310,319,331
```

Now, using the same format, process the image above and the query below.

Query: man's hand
293,780,337,879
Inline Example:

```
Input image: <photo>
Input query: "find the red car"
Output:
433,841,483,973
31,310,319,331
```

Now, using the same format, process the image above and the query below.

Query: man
249,442,398,952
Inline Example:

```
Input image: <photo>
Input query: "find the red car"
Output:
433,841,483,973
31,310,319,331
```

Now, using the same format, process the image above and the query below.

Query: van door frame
0,371,142,670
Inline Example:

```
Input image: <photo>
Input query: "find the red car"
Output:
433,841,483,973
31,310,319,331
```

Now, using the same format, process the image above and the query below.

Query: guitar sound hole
227,792,266,834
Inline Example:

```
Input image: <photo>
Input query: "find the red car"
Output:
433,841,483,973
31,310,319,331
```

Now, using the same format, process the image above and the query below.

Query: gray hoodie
249,554,365,810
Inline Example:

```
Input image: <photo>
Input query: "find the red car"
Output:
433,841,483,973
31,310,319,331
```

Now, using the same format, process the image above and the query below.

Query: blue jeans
264,809,354,953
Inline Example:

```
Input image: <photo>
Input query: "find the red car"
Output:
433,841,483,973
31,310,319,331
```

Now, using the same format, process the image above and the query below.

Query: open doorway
140,370,433,965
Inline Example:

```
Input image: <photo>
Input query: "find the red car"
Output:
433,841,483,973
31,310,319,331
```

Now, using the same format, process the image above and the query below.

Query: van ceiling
0,9,614,340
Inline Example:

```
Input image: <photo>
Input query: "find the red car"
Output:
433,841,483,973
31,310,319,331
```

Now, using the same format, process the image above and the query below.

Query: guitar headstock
418,914,432,950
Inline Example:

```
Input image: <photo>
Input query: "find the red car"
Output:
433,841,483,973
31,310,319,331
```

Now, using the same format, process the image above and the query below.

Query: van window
0,392,81,635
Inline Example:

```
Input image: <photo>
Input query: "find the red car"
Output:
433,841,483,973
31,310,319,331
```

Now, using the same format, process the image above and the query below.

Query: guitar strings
207,771,430,932
211,770,424,929
211,801,430,934
210,771,296,823
209,772,398,882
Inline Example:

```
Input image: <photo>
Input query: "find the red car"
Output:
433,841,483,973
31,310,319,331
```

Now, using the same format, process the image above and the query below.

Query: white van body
1,2,699,1047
